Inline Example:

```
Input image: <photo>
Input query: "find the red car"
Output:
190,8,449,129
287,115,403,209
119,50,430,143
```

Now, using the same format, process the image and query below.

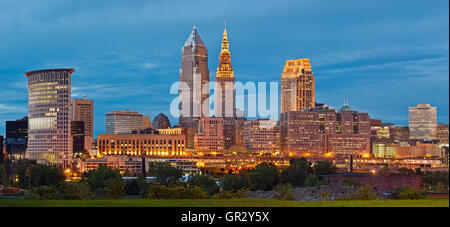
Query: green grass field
0,198,448,207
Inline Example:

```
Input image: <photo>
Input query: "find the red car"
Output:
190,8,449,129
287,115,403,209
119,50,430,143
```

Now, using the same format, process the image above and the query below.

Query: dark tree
313,161,338,175
188,174,219,196
220,171,249,192
82,164,123,197
281,158,311,187
152,162,183,186
248,162,280,191
16,163,65,189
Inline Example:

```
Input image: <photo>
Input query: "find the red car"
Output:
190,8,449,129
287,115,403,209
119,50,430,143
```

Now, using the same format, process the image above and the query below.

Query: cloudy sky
0,0,448,137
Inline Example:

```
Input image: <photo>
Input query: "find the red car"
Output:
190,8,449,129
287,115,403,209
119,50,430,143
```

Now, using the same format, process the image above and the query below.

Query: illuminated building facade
80,156,143,175
152,113,171,129
280,104,370,157
97,134,186,156
5,117,28,161
214,27,236,118
106,110,143,134
179,26,210,129
72,98,93,151
372,140,398,158
371,126,390,139
442,146,449,166
389,126,410,142
409,104,437,140
194,118,225,157
397,143,439,158
143,116,152,129
25,69,74,167
157,128,183,135
243,119,278,155
436,123,449,145
281,58,315,113
214,28,237,149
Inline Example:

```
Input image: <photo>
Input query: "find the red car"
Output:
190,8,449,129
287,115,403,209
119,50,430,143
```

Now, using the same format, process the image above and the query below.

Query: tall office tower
25,69,75,168
71,121,85,157
280,104,370,157
179,26,210,129
214,27,236,118
243,119,278,155
409,104,437,140
214,28,236,149
194,117,226,157
280,58,315,113
6,117,28,161
152,113,171,129
142,116,152,129
105,110,143,134
72,99,93,151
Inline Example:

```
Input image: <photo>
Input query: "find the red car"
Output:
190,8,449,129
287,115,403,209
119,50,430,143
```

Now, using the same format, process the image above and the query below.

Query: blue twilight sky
0,0,448,137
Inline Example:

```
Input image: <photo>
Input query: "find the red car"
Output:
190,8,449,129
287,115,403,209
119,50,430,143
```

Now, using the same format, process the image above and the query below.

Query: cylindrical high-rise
25,69,75,168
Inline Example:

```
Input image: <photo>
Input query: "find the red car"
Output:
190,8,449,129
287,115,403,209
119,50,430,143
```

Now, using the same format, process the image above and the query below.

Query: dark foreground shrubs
303,174,327,187
28,186,60,200
394,186,426,200
145,185,207,199
28,182,94,200
211,190,246,199
340,185,378,200
188,174,220,196
58,182,95,200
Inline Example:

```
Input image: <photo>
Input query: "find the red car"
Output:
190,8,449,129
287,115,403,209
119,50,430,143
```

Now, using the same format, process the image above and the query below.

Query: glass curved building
25,68,75,168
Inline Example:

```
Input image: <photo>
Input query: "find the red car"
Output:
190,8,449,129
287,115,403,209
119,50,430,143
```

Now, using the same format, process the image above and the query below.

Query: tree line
2,158,339,200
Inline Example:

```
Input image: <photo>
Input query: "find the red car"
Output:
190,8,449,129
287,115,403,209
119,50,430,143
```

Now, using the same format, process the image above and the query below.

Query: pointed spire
221,24,229,53
224,21,227,36
184,26,205,47
217,23,233,77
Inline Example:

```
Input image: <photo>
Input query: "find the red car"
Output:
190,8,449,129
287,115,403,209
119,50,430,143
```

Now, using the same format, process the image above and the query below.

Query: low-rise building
97,133,186,156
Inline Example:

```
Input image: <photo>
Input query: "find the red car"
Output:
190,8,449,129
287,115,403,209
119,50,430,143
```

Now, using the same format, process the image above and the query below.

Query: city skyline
0,0,449,137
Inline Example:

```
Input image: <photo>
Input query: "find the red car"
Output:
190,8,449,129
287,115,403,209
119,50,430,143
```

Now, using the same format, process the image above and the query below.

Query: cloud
0,0,448,135
0,104,26,114
142,63,156,69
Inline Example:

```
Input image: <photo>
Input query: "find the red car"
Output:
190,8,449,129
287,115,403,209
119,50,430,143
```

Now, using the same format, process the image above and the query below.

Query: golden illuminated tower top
280,58,315,112
216,26,233,78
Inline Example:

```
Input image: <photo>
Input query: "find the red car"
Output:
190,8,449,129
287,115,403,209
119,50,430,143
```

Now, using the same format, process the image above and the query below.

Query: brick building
280,104,370,157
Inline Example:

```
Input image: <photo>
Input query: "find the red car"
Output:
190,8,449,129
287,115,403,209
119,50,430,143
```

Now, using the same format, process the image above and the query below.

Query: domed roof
339,98,353,112
153,113,171,129
339,105,353,112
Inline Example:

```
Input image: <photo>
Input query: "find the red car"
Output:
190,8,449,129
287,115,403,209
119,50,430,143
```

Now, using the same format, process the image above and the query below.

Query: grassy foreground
0,198,448,207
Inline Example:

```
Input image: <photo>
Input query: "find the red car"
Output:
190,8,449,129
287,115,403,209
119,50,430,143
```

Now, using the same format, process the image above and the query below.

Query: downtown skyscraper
25,69,75,168
72,98,94,151
409,104,437,140
179,26,210,129
214,27,237,149
214,27,236,118
280,59,315,113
